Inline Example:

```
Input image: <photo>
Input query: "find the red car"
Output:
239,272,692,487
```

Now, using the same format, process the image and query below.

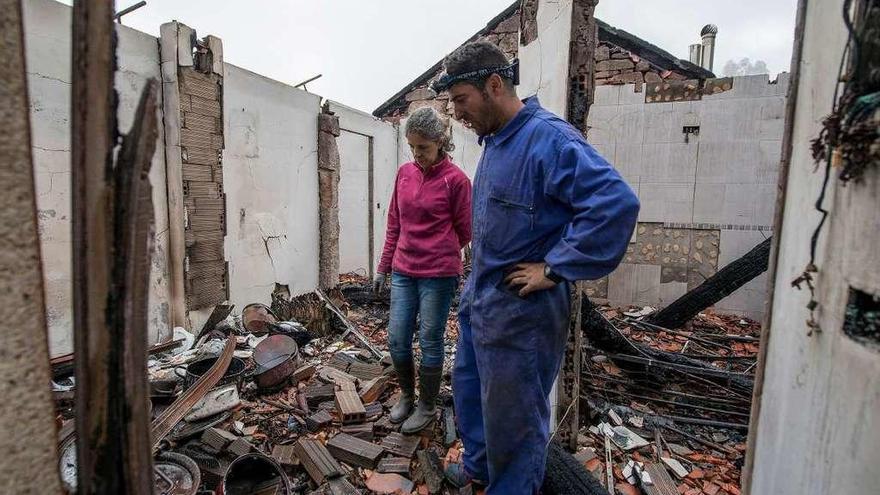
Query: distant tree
722,57,769,76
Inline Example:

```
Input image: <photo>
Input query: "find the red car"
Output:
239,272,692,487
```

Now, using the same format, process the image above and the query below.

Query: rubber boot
390,358,416,424
401,366,442,433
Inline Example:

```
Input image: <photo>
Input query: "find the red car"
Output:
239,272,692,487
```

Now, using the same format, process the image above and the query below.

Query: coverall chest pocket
485,187,535,254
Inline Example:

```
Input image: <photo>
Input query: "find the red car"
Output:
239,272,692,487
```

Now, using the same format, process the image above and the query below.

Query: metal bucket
242,303,278,335
220,453,292,495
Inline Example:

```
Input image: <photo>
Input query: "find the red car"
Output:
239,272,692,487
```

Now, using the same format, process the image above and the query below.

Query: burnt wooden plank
381,432,420,459
293,438,342,484
306,410,333,432
377,457,411,475
340,422,374,441
326,433,383,469
335,390,367,424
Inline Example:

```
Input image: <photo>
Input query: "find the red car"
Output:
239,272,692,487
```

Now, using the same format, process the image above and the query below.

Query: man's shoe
390,358,415,424
444,462,486,490
401,366,442,433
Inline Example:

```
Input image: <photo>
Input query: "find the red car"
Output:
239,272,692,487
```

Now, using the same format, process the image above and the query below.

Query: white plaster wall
750,0,880,492
517,0,573,115
337,130,371,275
223,64,322,307
449,120,482,179
588,74,787,320
328,101,398,278
24,0,171,356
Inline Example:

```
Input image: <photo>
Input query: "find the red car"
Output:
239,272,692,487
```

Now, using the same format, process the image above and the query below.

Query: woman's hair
405,106,455,154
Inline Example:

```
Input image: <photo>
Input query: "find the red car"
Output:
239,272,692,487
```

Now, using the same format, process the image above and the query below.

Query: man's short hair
442,41,515,91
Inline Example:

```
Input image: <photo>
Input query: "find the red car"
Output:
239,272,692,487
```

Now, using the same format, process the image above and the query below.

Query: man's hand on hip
504,262,556,297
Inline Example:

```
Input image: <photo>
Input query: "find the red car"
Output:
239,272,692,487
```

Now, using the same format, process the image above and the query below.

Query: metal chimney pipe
700,24,718,72
689,43,703,66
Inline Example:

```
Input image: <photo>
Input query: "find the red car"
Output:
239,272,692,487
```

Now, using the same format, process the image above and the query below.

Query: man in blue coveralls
431,41,640,494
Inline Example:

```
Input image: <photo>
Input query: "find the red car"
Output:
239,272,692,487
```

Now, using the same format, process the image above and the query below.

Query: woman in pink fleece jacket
373,106,472,434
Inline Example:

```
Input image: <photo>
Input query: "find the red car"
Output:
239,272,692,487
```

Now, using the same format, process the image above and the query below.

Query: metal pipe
689,43,703,65
114,1,146,23
700,24,718,72
294,74,322,89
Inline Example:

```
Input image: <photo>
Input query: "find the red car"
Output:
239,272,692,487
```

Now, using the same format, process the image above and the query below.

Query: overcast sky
97,0,798,113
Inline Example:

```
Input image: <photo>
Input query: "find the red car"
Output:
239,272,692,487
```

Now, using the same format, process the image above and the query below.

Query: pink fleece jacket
377,156,472,277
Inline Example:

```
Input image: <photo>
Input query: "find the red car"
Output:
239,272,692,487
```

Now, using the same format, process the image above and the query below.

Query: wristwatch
543,264,564,284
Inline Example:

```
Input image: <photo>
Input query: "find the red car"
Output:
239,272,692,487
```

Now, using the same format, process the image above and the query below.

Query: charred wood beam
606,353,751,382
647,237,772,329
72,0,160,490
581,301,754,392
71,0,119,490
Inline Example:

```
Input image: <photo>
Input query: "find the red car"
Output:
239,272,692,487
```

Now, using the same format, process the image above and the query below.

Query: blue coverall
453,97,639,494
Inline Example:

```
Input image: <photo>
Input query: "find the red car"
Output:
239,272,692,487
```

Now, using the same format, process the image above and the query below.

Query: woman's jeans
388,272,458,368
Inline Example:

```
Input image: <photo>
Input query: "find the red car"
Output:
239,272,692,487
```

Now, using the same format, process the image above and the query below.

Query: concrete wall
222,64,322,307
749,0,880,492
329,101,398,277
24,0,171,356
587,74,788,319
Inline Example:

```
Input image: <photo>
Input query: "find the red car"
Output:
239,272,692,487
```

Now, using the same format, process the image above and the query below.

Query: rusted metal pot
252,334,300,389
220,453,292,495
242,303,278,334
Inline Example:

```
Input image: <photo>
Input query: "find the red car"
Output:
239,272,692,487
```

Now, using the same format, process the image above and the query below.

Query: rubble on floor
576,306,759,495
51,273,758,495
53,273,467,494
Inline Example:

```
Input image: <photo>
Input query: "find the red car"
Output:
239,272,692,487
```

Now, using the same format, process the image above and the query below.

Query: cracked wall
221,63,322,312
24,0,171,355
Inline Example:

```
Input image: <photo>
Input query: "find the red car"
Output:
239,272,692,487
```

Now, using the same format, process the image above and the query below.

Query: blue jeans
388,273,458,368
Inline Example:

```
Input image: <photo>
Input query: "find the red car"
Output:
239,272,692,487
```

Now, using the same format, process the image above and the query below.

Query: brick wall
377,7,703,121
179,37,228,310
